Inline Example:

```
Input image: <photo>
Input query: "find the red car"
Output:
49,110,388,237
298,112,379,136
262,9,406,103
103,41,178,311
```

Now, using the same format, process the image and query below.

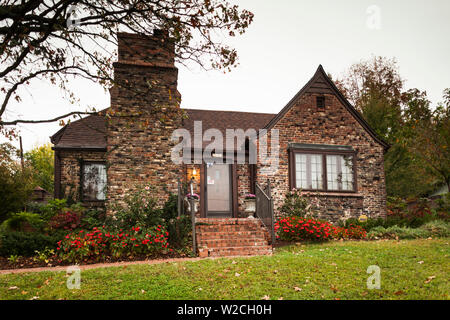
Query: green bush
279,189,317,218
367,220,450,240
0,231,59,256
106,185,163,230
1,212,45,232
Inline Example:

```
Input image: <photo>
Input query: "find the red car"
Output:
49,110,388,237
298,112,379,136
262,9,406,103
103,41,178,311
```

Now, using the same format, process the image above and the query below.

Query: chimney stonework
106,31,184,212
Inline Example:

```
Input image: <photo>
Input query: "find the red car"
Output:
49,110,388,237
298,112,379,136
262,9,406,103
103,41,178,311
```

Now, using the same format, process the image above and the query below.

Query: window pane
83,163,107,201
310,154,323,189
326,155,339,190
341,155,354,191
295,153,322,190
326,155,354,191
295,154,307,189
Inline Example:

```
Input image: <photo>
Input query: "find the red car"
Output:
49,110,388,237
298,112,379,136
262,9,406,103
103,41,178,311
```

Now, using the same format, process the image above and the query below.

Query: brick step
198,239,268,248
196,225,263,233
196,218,263,226
207,246,273,257
196,231,267,240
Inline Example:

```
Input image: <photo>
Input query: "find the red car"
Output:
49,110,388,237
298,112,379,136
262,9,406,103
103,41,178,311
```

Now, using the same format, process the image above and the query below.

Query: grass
0,238,449,300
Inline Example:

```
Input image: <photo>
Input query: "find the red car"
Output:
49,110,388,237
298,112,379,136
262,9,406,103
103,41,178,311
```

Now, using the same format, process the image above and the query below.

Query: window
290,148,356,192
82,162,107,201
316,96,325,108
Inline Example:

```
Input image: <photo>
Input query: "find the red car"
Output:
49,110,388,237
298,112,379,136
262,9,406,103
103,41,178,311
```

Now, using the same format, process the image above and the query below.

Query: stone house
51,31,389,256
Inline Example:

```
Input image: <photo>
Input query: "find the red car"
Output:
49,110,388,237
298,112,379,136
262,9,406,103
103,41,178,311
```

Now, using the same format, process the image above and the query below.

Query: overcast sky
2,0,450,152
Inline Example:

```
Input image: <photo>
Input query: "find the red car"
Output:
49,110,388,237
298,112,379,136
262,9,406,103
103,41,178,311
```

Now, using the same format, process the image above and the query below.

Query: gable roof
50,114,107,150
50,65,389,151
264,65,390,151
50,108,275,150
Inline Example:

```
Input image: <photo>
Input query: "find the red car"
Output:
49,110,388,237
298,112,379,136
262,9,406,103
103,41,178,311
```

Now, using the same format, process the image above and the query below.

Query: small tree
24,143,54,193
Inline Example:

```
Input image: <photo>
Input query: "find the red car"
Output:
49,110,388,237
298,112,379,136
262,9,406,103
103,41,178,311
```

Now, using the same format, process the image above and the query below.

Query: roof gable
264,65,390,150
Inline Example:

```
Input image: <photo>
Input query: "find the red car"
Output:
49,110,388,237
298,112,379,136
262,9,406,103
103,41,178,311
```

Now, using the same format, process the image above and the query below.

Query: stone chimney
111,29,181,110
106,30,184,213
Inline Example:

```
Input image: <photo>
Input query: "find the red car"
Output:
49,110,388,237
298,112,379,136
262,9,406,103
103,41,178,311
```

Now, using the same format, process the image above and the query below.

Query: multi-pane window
82,163,107,201
293,152,355,192
295,154,323,189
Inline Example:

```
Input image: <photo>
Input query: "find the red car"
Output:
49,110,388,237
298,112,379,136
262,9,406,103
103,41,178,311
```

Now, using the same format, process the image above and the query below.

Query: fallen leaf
232,260,237,264
273,270,278,274
198,287,203,291
261,295,270,300
394,290,404,295
8,286,18,290
424,276,436,284
141,289,145,294
29,296,39,300
21,291,28,295
278,297,283,300
235,272,240,277
418,261,424,264
294,287,302,292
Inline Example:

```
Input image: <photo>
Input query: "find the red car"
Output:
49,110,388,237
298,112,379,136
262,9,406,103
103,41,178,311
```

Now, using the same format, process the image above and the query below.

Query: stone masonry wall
57,150,106,206
256,89,387,222
106,31,185,212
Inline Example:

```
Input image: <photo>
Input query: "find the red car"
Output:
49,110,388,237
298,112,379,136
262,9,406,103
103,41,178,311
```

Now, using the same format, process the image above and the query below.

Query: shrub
1,212,45,232
106,185,162,230
275,216,336,242
0,231,59,256
56,225,170,263
160,194,192,248
47,208,83,232
334,224,367,240
279,189,317,218
366,221,449,240
38,199,68,221
420,220,450,237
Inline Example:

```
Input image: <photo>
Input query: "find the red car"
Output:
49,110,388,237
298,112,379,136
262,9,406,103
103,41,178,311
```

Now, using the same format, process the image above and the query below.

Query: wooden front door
204,163,233,217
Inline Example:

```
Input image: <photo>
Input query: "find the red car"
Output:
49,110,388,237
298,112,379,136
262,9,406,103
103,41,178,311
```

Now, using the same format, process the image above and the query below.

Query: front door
205,163,233,217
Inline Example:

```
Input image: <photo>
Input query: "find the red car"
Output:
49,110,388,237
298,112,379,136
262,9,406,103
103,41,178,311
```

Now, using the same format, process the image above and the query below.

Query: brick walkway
0,254,259,275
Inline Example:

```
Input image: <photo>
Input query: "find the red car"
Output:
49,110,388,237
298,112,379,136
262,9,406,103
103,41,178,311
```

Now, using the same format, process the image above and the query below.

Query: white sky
2,0,450,152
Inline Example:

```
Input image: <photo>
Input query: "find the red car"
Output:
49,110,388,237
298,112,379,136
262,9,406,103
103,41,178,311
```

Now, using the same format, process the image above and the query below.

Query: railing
255,179,275,246
178,178,196,256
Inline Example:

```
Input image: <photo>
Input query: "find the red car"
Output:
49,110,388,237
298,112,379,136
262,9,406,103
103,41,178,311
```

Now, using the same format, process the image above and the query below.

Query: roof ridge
182,108,276,115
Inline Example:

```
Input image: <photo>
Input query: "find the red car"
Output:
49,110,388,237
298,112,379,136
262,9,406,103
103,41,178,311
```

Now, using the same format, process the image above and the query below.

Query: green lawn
1,239,449,300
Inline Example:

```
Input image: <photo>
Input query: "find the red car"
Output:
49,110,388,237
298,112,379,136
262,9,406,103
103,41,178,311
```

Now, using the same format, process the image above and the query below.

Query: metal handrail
255,179,275,246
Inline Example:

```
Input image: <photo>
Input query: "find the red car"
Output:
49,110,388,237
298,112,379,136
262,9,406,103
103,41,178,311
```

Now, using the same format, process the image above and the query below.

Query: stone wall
256,89,387,221
106,31,185,212
57,149,106,206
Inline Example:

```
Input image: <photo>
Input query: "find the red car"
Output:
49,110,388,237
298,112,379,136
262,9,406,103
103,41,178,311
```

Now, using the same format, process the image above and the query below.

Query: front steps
195,218,273,257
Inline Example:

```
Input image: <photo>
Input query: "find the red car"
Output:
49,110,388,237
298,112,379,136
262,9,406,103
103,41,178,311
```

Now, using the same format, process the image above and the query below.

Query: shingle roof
51,108,275,150
50,114,107,149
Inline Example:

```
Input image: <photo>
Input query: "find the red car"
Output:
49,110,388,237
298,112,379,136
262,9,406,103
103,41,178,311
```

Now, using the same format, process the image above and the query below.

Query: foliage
33,248,55,264
7,255,19,264
160,193,192,249
0,231,59,256
56,225,170,263
279,189,317,218
335,56,449,198
0,143,35,222
80,208,107,230
47,208,83,232
274,216,366,242
366,221,450,240
1,211,45,232
24,143,54,193
106,186,162,231
37,199,68,221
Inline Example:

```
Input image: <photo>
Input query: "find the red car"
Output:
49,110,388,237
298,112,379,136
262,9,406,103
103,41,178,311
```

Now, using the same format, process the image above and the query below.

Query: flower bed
274,216,367,242
56,225,172,264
